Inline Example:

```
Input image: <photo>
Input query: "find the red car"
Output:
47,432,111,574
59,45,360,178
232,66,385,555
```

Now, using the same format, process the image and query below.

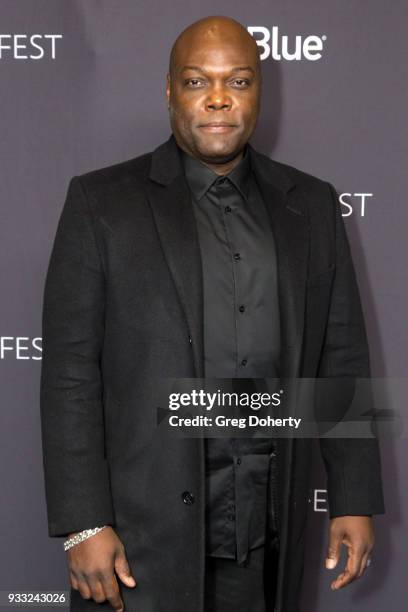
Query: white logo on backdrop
339,192,373,217
0,34,62,59
1,336,42,360
312,488,328,512
248,26,327,61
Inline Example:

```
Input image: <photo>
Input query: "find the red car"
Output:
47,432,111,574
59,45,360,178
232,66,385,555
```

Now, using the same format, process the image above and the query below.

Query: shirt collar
180,143,252,202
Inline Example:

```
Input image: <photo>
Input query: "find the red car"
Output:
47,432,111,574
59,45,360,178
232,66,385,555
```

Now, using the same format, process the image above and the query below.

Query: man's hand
325,516,374,591
67,526,136,611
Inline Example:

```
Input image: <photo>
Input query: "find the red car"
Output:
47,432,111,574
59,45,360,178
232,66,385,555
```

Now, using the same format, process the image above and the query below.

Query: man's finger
115,551,137,587
100,572,125,612
77,576,92,600
69,571,79,591
357,549,372,578
331,543,364,589
325,532,342,569
86,575,106,604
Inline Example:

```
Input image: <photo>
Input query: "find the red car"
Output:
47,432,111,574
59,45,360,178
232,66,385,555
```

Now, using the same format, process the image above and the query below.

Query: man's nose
205,86,232,111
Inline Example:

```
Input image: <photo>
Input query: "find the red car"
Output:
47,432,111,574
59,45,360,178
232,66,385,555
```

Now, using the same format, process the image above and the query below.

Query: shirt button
225,206,232,213
239,305,245,313
241,359,247,366
236,457,242,465
233,253,241,261
227,513,234,521
218,177,228,184
188,335,192,344
182,491,195,505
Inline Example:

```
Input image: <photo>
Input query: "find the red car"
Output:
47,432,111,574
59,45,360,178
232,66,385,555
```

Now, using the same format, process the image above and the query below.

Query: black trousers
204,542,279,612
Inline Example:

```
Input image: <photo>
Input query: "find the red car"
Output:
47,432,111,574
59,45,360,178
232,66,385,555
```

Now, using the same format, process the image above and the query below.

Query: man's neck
176,141,246,176
200,150,244,176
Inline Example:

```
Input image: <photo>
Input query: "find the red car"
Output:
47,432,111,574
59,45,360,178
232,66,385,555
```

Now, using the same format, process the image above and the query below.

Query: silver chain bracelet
63,526,108,551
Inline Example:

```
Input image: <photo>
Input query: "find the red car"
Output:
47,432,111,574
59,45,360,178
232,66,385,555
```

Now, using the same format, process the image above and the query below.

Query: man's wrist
63,526,108,551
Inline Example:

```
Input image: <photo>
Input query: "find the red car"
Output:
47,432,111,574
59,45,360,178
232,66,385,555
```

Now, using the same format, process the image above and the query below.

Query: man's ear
166,73,171,109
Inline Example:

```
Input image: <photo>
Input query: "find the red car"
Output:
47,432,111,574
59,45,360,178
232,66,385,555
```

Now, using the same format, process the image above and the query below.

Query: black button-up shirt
180,143,280,564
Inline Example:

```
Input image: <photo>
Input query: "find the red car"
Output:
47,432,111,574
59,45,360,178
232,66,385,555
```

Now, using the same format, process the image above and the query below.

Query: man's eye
232,79,250,87
185,79,203,87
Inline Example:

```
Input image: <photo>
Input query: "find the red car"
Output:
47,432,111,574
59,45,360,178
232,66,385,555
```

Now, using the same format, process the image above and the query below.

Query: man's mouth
198,122,237,133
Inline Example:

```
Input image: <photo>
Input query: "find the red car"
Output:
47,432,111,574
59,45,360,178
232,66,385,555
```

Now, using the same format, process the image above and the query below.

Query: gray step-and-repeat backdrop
0,1,407,610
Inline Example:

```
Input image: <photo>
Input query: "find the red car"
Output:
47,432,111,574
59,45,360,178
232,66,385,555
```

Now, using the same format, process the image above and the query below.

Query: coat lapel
250,145,309,379
146,135,205,378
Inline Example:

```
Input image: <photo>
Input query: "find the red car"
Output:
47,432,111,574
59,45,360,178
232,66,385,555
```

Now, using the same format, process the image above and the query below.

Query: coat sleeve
40,176,115,537
317,182,385,518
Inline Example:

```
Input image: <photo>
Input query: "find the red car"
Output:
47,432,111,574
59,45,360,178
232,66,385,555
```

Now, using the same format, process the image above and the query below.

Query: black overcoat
40,134,385,611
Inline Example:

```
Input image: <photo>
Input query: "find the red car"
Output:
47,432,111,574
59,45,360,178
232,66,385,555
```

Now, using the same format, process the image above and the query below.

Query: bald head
166,15,262,171
169,16,261,80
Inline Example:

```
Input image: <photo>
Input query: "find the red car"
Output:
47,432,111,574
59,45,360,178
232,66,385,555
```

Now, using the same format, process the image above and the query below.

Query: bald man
40,15,385,612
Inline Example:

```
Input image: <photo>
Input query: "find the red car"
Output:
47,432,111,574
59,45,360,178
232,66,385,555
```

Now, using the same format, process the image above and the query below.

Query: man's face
166,33,261,165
